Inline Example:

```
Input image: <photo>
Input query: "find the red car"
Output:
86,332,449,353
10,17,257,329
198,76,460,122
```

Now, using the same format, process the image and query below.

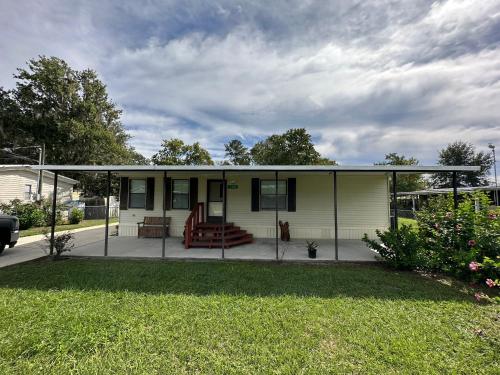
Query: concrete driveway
0,227,110,268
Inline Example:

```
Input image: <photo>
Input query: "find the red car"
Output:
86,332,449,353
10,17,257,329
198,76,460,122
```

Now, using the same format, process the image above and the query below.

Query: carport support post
392,171,398,230
333,171,339,261
222,170,226,259
162,171,167,258
49,171,58,256
275,171,279,260
104,171,111,257
452,171,458,209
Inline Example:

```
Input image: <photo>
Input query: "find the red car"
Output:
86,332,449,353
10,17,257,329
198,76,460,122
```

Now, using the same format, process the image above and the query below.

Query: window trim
128,178,147,209
172,179,190,210
260,179,288,211
24,184,33,201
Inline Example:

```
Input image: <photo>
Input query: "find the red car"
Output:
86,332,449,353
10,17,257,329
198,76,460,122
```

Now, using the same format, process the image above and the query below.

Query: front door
207,180,225,223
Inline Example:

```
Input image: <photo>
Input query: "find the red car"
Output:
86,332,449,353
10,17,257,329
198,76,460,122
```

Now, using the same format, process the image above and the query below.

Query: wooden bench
137,217,171,238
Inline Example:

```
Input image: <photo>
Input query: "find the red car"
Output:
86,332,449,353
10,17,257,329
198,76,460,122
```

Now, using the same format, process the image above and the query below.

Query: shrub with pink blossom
417,193,500,280
364,192,499,291
416,192,500,282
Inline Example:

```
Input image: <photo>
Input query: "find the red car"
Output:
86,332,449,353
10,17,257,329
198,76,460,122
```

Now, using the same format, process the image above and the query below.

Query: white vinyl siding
118,173,195,236
0,170,74,204
117,171,389,239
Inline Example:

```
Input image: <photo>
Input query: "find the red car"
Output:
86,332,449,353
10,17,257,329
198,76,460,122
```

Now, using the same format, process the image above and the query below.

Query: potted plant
306,240,318,259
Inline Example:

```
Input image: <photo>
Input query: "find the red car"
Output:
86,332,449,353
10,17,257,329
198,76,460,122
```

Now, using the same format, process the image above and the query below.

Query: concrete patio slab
69,233,377,262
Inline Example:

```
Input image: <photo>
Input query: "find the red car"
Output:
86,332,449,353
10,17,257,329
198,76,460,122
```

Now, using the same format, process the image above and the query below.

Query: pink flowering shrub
364,192,499,291
468,257,500,289
416,192,500,283
468,261,480,272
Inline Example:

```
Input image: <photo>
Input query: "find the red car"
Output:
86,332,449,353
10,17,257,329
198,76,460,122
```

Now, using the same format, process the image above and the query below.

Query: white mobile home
116,170,389,241
0,165,77,204
31,164,479,261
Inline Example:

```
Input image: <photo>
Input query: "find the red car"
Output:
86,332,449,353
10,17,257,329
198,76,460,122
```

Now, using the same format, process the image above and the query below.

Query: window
129,179,146,208
172,179,189,209
24,184,32,200
260,180,287,210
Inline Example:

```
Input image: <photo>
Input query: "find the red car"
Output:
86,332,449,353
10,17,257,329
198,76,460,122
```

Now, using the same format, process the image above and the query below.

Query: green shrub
69,208,84,224
0,199,46,230
44,231,74,259
39,199,64,226
362,225,423,270
416,192,500,280
470,256,499,286
0,199,68,229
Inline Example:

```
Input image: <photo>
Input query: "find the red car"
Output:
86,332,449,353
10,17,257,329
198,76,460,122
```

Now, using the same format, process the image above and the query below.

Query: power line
0,149,39,163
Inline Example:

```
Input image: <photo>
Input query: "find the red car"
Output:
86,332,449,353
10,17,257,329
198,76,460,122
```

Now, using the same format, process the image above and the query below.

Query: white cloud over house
1,0,499,165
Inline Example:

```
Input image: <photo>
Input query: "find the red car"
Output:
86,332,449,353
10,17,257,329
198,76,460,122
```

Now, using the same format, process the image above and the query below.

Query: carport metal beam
162,171,167,258
452,171,458,209
104,171,111,256
275,170,279,260
222,170,226,259
49,171,58,256
333,171,339,261
392,171,398,230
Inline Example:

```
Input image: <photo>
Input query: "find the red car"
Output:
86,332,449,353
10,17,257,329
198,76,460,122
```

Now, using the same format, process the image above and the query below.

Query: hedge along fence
0,199,65,230
363,192,499,296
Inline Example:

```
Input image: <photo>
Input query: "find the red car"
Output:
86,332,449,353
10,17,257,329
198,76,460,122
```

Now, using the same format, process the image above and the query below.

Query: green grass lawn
20,218,119,237
399,217,418,231
0,260,498,374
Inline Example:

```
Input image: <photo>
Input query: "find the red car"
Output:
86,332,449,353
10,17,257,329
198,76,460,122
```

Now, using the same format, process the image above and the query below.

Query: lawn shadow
0,258,474,302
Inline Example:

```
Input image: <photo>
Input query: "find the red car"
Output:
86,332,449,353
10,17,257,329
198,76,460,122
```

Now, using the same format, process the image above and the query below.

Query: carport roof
30,165,481,173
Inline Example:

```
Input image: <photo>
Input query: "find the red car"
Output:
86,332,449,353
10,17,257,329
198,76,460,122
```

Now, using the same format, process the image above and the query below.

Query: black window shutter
146,177,155,210
251,178,260,212
164,177,172,210
119,177,129,210
288,178,296,212
189,177,198,210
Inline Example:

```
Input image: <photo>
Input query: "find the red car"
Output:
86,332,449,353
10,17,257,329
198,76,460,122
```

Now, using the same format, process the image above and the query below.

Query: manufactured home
116,169,389,241
0,165,77,204
32,164,479,261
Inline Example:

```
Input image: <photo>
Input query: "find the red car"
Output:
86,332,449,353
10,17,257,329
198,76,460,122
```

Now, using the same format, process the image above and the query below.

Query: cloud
1,0,499,169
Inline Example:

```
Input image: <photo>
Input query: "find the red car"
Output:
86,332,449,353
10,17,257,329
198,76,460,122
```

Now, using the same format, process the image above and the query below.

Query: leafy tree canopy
152,138,213,165
250,128,336,165
376,153,427,192
432,141,492,187
224,139,251,165
0,56,146,195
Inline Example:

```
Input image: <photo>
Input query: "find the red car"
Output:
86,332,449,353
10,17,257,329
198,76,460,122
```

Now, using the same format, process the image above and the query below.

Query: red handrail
184,202,204,248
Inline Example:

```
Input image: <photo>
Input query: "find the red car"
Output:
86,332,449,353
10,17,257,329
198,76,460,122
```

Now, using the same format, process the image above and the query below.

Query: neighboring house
29,165,479,250
0,165,77,204
398,185,500,212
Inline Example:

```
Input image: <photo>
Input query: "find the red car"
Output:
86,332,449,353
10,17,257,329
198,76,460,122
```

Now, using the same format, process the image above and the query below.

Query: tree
0,88,24,149
152,138,213,165
432,141,492,187
376,153,426,192
250,128,336,165
224,139,251,165
0,56,146,195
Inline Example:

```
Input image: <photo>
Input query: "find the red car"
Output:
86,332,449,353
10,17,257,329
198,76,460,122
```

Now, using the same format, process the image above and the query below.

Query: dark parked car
0,215,19,254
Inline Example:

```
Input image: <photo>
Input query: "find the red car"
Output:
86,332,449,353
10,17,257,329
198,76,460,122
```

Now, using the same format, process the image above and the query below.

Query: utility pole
489,143,498,206
37,143,45,200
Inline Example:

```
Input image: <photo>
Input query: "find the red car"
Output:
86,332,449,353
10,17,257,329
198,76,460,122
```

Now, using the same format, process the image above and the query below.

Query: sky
1,0,500,171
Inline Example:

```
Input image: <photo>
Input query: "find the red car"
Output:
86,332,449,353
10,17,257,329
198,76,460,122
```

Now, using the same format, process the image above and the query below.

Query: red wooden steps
188,222,253,248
